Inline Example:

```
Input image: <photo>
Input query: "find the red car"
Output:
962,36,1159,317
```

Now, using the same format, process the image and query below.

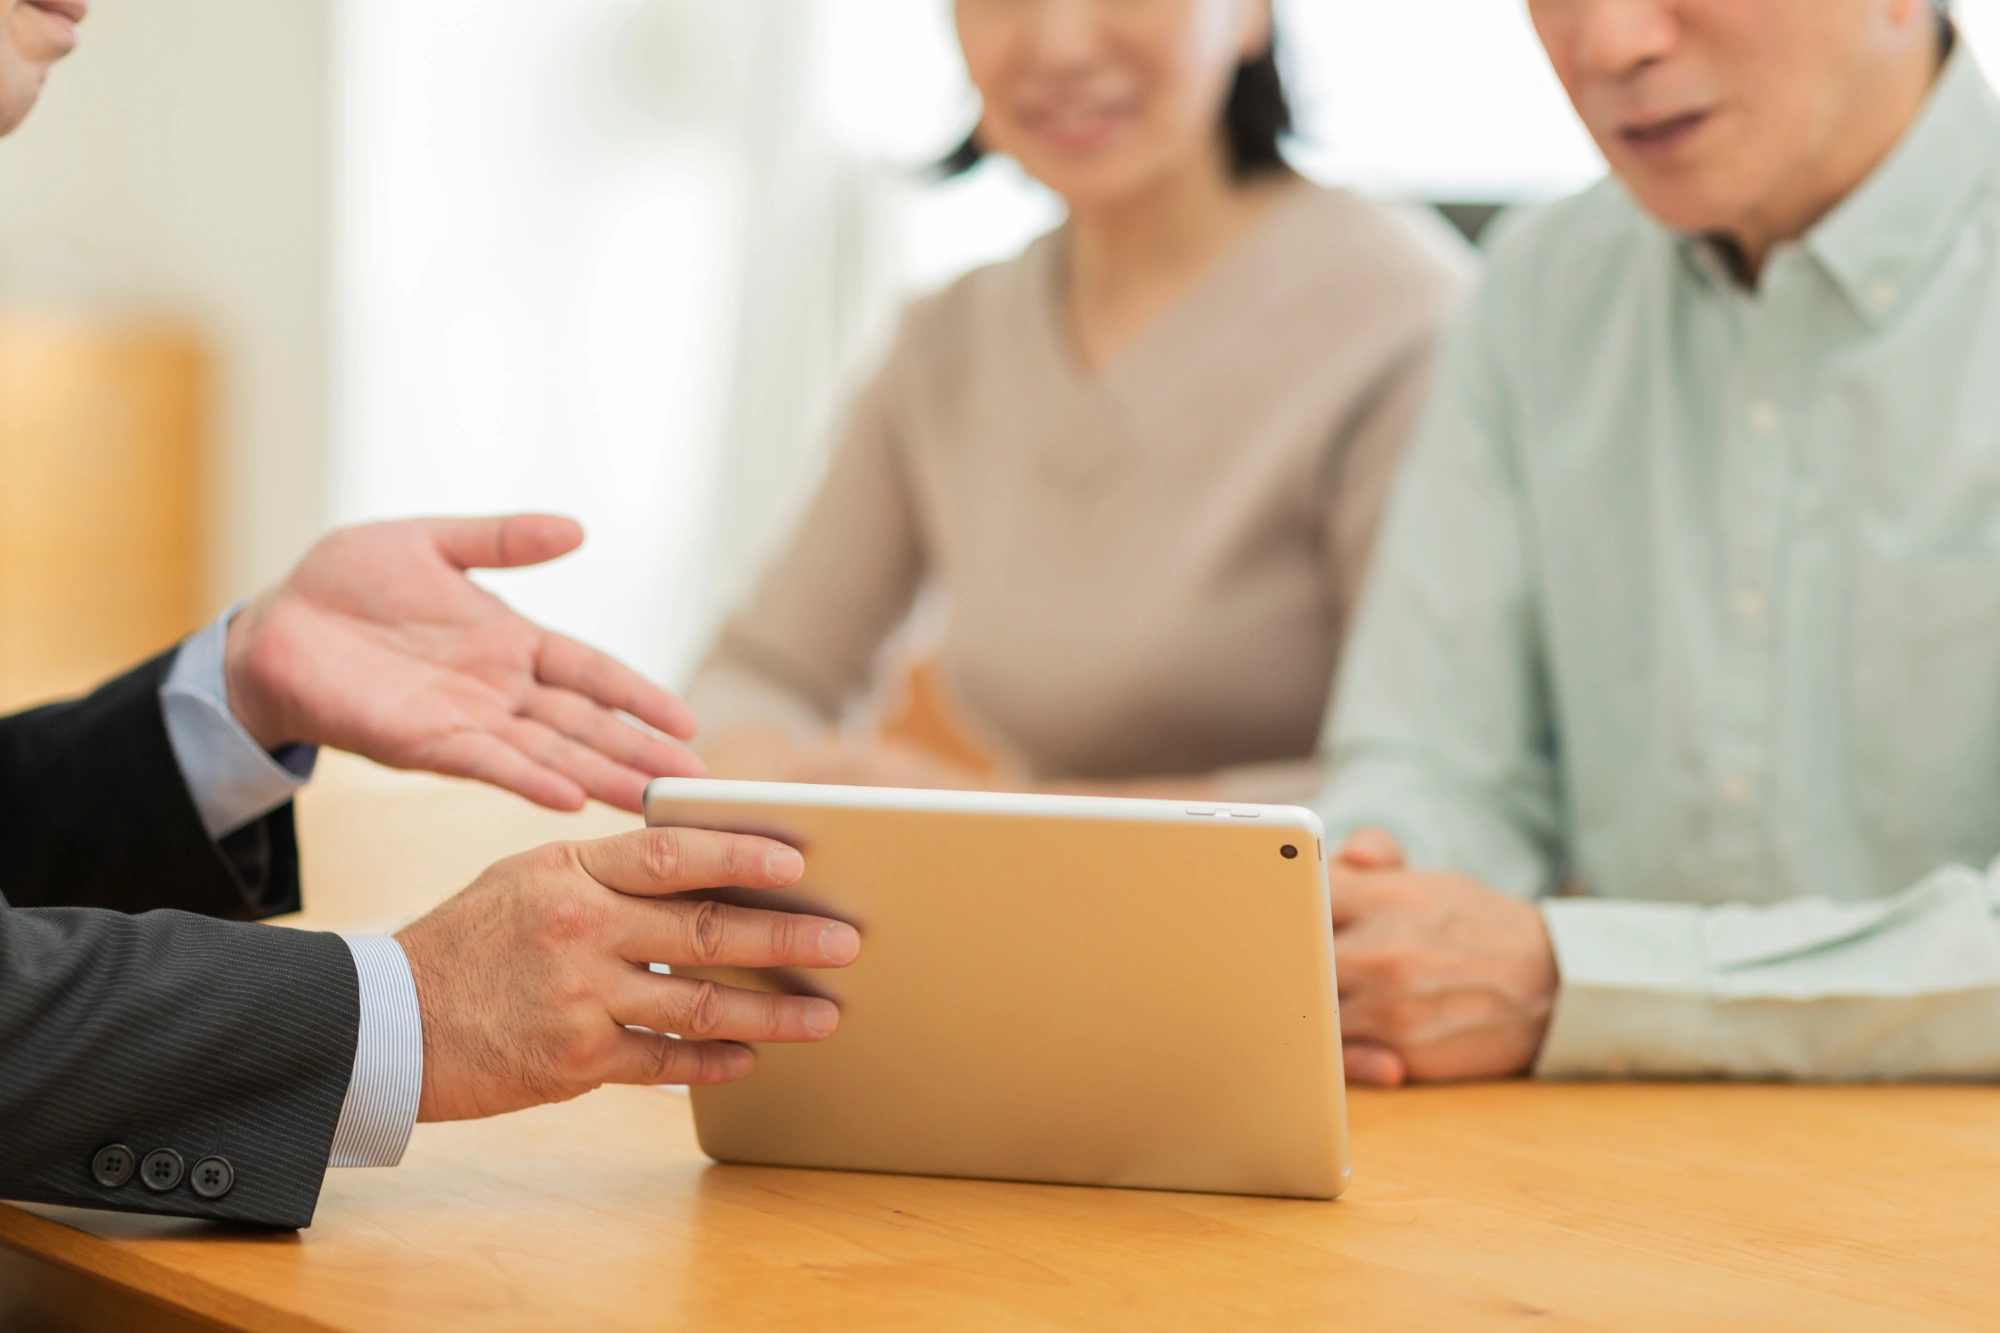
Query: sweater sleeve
688,341,927,743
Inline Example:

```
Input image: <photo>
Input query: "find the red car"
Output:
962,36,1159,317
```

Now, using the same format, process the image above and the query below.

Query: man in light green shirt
1317,0,2000,1085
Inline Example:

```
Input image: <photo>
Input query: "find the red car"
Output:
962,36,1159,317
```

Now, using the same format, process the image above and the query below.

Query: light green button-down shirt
1317,47,2000,1079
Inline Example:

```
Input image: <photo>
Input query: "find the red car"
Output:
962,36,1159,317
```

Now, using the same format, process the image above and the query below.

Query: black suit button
91,1144,136,1188
139,1148,185,1192
189,1156,235,1200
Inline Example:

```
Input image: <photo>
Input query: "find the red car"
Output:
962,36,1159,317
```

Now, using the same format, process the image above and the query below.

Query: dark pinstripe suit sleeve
0,651,302,919
0,655,360,1228
0,908,359,1228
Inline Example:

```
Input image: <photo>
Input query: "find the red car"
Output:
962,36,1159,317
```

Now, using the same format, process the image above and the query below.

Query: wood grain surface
5,1080,1998,1331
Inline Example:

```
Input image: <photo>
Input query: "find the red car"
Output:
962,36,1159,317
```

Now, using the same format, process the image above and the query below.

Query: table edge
0,1200,333,1333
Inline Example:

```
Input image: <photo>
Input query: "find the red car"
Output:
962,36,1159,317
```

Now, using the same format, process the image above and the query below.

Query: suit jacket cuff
329,935,424,1167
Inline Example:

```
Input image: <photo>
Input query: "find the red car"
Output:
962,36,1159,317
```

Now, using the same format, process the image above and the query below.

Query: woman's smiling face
954,0,1269,210
0,0,87,135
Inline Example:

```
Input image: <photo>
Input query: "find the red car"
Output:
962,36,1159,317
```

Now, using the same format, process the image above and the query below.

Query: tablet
643,778,1349,1200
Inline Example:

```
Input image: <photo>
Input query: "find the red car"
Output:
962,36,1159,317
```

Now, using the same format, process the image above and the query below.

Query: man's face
0,0,85,136
1528,0,1937,246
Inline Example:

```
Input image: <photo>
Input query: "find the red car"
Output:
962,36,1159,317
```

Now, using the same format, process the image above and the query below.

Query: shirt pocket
1850,540,2000,889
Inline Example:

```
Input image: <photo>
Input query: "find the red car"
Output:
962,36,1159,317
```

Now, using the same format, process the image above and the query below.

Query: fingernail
764,846,805,881
818,922,860,964
724,1043,754,1075
803,999,839,1038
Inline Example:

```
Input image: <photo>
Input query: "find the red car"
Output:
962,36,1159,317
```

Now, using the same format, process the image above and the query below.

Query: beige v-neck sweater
690,186,1472,799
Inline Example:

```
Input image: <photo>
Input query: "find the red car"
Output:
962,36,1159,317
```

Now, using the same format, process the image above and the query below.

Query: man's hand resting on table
1330,829,1559,1088
396,825,860,1120
224,514,700,812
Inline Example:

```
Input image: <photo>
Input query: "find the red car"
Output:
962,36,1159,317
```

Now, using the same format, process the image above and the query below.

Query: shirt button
1735,588,1767,622
190,1156,236,1200
1720,774,1754,806
139,1148,185,1193
91,1144,136,1188
1867,278,1899,312
1748,401,1782,435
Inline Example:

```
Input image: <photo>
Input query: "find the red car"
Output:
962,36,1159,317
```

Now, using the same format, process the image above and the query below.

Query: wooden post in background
0,317,206,712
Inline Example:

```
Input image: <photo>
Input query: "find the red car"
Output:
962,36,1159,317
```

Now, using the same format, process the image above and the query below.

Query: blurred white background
4,0,1998,685
334,0,1604,684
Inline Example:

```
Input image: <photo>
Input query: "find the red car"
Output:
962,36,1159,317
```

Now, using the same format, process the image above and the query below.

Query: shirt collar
1807,44,2000,323
1678,44,2000,322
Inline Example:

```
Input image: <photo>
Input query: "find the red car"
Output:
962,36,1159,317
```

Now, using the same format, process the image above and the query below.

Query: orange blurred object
0,317,206,710
875,657,1000,780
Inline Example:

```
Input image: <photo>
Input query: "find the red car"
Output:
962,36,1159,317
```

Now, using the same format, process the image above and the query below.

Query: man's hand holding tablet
395,827,861,1122
222,516,868,1122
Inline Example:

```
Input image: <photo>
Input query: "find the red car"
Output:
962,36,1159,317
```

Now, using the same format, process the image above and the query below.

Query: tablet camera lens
1280,844,1298,859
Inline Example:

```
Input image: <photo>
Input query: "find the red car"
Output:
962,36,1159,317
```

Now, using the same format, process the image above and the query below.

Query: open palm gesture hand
223,515,701,812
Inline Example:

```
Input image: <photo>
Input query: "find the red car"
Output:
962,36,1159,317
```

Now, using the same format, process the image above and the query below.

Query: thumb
426,514,586,571
1339,827,1406,870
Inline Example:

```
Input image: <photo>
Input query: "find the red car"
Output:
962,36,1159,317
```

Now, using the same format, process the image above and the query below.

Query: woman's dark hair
938,38,1293,181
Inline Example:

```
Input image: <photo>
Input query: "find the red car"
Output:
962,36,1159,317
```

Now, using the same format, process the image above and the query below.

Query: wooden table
4,1081,1997,1331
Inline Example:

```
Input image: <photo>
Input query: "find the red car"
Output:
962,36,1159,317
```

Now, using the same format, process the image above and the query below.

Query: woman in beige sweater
690,1,1470,803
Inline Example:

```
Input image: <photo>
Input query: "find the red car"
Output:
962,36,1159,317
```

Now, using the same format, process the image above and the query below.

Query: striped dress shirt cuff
329,934,424,1167
159,603,319,840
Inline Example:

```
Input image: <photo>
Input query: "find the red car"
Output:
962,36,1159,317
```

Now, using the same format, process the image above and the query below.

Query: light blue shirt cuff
1536,868,2000,1080
329,935,424,1168
1535,899,1710,1078
160,604,318,839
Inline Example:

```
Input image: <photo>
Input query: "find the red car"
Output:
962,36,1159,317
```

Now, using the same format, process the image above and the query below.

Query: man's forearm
165,613,424,1168
1538,865,2000,1080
